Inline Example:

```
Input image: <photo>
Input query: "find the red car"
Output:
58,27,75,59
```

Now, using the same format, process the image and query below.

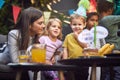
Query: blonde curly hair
43,18,62,40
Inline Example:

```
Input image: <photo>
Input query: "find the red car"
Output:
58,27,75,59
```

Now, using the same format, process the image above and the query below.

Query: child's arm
46,59,53,65
73,32,88,48
99,15,120,27
76,39,88,48
62,47,68,59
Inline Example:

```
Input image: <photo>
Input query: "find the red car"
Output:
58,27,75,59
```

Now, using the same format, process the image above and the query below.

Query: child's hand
73,32,88,48
73,32,79,40
46,60,52,65
51,57,56,64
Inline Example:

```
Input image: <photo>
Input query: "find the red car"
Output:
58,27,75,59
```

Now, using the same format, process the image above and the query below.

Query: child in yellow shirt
63,13,88,80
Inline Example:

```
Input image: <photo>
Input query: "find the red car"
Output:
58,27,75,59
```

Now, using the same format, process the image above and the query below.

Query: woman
8,7,45,63
9,7,45,80
0,7,45,80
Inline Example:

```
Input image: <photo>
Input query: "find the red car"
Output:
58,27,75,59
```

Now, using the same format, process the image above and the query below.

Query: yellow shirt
63,33,83,59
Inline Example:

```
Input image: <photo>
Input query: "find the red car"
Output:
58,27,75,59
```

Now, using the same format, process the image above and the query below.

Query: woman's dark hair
15,7,43,50
97,0,114,14
86,12,99,21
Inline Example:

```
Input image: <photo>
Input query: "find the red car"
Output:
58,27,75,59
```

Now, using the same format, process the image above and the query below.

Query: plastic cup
31,44,46,63
18,50,30,63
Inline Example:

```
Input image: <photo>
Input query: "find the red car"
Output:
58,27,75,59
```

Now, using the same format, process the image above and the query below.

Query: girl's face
87,15,98,30
30,16,45,36
48,21,61,39
71,18,85,34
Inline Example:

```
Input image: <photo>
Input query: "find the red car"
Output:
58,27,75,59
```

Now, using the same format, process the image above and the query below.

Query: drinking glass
31,44,46,63
18,50,30,63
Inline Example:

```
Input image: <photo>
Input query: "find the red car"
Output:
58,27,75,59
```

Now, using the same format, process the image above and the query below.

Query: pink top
39,36,62,60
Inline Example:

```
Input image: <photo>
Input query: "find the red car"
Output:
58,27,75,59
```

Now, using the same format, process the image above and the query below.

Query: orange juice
19,55,29,63
31,48,46,63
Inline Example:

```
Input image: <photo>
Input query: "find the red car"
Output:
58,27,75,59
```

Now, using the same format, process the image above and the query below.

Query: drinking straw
94,23,96,48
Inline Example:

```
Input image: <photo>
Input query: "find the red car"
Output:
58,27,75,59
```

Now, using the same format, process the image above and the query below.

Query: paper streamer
12,5,21,24
0,0,5,9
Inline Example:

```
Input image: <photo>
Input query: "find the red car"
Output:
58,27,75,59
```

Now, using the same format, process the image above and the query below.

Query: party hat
74,0,90,17
78,0,90,10
74,5,87,17
88,0,97,13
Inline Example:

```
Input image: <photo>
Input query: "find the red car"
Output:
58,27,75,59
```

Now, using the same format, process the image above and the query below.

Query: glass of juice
18,50,30,63
31,44,46,63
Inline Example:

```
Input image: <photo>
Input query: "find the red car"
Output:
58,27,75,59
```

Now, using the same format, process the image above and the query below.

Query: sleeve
99,15,120,27
38,36,46,44
63,35,69,48
8,30,19,63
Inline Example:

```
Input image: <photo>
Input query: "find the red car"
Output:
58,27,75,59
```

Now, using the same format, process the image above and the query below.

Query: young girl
39,18,63,80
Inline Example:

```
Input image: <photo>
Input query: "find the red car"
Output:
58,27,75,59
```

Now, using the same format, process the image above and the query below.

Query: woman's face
48,21,61,38
30,16,45,36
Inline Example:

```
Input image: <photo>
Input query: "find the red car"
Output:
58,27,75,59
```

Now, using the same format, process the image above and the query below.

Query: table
58,56,120,80
8,63,77,80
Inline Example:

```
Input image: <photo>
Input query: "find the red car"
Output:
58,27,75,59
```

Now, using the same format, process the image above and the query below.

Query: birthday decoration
78,29,94,44
90,26,108,39
0,0,5,9
31,0,35,4
74,0,90,17
12,5,21,24
88,0,97,13
93,23,97,47
74,6,87,17
68,9,74,15
78,0,90,10
78,26,108,43
78,26,108,49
